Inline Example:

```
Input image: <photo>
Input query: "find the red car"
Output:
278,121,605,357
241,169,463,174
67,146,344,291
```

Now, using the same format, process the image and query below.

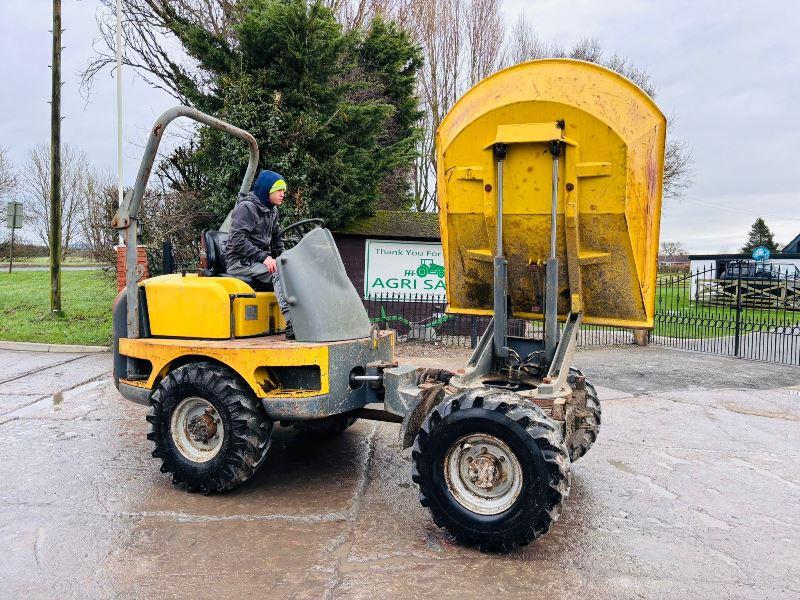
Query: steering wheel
279,218,325,250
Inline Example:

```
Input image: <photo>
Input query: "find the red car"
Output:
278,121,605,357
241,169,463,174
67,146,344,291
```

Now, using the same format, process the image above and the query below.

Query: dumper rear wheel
412,389,570,552
147,362,273,494
566,368,601,461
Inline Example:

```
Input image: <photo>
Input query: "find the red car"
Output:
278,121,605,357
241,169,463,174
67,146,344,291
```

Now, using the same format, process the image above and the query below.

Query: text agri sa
369,275,446,291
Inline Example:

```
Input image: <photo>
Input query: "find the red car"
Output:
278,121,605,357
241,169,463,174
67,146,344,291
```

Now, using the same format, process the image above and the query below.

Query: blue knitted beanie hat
252,170,287,205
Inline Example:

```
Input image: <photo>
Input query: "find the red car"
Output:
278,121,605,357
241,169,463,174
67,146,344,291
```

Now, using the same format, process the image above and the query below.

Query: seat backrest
203,230,229,275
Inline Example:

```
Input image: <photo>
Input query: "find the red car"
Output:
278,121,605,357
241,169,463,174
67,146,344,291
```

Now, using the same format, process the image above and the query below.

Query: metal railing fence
652,262,800,365
364,261,800,367
363,293,634,349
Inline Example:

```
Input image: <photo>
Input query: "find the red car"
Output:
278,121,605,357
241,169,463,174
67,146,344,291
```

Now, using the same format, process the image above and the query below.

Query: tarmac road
1,345,799,599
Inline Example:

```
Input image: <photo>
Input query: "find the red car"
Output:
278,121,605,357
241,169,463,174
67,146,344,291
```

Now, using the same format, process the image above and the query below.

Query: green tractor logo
416,258,445,278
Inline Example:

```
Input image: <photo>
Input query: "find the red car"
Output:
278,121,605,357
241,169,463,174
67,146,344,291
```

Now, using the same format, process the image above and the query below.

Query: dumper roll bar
112,106,260,352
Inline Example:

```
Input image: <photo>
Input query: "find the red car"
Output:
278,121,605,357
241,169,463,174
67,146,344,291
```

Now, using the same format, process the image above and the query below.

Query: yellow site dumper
113,59,665,553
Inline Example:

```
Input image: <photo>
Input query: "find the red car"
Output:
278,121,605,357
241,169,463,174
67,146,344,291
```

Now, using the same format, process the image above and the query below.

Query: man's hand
263,256,277,274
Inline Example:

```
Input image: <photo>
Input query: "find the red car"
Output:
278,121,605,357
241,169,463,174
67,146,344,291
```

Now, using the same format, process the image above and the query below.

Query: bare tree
408,0,461,211
568,36,603,63
78,168,208,272
466,0,503,86
83,0,230,100
137,174,212,273
602,52,657,98
0,147,17,232
662,134,693,201
21,144,89,259
401,0,505,211
80,169,119,265
325,0,413,30
0,147,16,201
660,241,687,257
503,14,564,65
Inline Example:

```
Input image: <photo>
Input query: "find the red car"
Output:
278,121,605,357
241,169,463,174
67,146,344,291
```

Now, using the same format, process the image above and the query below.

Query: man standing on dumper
225,169,294,339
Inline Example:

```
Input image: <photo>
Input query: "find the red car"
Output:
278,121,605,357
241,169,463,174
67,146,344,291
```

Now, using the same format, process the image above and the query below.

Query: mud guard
400,383,445,450
382,365,453,449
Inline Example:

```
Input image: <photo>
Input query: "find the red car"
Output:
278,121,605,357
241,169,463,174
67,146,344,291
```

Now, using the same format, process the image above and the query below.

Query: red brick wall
116,246,149,292
332,234,367,295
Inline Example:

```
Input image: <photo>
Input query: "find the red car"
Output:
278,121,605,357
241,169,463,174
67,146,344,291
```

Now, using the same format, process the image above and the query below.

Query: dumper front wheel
147,362,273,494
412,389,570,552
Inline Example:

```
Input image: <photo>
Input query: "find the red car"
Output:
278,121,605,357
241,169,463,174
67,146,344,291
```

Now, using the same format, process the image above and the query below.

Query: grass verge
0,270,117,345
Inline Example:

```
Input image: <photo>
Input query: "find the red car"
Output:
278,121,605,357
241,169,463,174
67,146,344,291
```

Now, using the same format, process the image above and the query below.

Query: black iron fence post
734,266,743,357
470,316,477,349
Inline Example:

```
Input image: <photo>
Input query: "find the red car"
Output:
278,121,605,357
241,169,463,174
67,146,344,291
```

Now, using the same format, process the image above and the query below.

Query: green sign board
364,240,446,298
6,201,23,229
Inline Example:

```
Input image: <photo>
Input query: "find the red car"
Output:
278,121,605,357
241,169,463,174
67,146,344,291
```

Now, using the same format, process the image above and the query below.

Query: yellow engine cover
142,274,285,339
437,59,666,328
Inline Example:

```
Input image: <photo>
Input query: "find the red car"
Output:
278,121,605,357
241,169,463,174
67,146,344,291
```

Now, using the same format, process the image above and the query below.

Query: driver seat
201,230,274,292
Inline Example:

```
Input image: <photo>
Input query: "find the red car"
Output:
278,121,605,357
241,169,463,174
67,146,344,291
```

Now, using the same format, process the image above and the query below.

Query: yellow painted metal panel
142,274,284,338
487,123,565,146
263,294,287,332
437,59,665,328
576,162,612,178
119,336,330,397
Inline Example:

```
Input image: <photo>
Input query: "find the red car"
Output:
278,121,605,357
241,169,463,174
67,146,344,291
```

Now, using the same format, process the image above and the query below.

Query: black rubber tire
412,388,571,552
565,368,601,462
147,361,273,494
293,414,358,436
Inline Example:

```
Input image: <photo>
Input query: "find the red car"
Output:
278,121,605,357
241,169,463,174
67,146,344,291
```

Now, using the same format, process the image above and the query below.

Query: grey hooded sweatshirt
225,192,285,266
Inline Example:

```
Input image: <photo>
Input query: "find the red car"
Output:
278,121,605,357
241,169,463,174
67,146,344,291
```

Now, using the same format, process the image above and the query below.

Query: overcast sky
1,0,798,253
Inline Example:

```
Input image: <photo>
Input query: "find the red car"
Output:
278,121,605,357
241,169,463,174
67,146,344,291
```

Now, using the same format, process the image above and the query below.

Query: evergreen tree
157,0,422,228
741,218,780,254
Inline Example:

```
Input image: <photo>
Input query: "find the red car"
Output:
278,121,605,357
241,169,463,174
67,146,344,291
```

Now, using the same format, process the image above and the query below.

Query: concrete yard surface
1,346,799,599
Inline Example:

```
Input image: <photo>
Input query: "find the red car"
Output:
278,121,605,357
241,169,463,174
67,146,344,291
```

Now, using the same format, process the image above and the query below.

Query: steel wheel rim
443,433,523,515
170,397,224,463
